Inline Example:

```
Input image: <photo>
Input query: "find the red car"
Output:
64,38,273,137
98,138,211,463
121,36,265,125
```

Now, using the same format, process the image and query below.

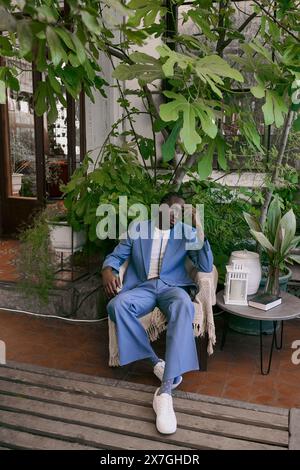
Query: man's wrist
102,266,112,272
102,266,119,276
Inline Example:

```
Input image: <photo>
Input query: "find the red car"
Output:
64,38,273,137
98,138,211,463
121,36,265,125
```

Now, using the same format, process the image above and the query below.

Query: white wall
85,29,164,167
85,53,122,166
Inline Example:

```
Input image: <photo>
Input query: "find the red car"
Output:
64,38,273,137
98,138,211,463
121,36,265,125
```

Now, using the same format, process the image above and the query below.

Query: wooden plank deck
0,362,297,450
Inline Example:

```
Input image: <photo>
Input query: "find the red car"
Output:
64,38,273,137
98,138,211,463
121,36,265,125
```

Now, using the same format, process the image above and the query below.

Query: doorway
0,59,85,237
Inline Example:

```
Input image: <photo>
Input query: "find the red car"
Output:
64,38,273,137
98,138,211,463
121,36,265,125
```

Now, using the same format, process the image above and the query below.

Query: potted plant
11,160,28,195
244,195,300,296
45,203,86,253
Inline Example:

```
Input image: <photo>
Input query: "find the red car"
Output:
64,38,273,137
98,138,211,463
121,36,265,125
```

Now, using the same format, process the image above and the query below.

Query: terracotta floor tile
193,383,226,396
1,307,300,409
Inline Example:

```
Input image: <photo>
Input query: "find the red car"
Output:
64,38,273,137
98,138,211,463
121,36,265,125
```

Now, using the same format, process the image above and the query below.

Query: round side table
216,290,300,375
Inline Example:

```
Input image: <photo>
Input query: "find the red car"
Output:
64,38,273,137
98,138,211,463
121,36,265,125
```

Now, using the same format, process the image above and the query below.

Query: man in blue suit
102,193,213,434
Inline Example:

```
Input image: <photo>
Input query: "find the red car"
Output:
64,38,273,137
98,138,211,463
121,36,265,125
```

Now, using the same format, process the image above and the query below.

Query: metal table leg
259,320,278,375
220,311,229,350
275,320,284,350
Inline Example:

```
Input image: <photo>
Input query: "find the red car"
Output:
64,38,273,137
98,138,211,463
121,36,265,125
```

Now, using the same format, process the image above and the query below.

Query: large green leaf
34,81,48,116
248,40,273,63
289,236,300,250
161,118,182,162
81,10,101,35
279,209,297,255
250,230,276,254
113,55,162,83
36,5,59,23
156,45,243,98
267,196,282,245
156,44,192,77
180,104,202,155
47,68,61,94
188,10,218,41
195,55,244,83
243,212,262,232
160,92,202,154
72,34,86,65
127,0,167,27
17,20,33,57
139,137,154,160
46,26,67,66
250,85,265,99
130,52,160,65
55,28,76,52
193,101,218,139
262,91,288,127
287,254,300,264
198,140,214,180
194,55,244,98
238,116,263,152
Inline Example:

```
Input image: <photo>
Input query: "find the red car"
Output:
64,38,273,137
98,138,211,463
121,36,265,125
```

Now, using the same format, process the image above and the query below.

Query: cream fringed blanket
108,260,218,367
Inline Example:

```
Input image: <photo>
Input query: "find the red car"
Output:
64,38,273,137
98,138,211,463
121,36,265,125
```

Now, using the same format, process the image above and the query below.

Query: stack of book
248,294,282,311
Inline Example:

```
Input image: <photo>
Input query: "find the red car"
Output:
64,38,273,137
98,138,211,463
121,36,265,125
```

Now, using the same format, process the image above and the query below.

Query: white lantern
224,262,249,306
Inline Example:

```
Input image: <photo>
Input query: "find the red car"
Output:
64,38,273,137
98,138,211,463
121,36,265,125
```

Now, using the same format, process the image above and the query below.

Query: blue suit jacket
102,220,213,292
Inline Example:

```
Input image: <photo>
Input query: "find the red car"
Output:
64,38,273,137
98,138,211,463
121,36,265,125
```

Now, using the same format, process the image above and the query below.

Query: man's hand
191,207,199,228
102,267,121,298
188,207,205,245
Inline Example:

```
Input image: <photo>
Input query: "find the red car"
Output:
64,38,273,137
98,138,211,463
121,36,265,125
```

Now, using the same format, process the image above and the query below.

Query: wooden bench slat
0,394,286,450
0,428,97,450
0,379,289,446
0,410,188,451
4,362,289,416
0,367,288,430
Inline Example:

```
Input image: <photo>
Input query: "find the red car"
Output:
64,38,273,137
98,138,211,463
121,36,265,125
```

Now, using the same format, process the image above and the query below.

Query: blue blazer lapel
140,220,154,277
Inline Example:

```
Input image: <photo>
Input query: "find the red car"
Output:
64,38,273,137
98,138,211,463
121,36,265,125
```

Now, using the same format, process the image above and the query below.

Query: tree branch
172,152,199,190
221,12,257,50
216,1,230,56
252,0,300,42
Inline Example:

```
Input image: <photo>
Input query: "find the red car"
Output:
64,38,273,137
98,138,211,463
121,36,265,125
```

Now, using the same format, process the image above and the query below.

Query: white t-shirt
148,226,171,279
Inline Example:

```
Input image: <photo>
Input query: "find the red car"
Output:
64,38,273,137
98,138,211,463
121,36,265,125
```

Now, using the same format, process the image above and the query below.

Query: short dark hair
160,192,184,205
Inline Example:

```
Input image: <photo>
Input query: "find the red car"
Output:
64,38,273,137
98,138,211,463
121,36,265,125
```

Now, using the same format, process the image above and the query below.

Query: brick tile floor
1,308,299,408
0,239,21,282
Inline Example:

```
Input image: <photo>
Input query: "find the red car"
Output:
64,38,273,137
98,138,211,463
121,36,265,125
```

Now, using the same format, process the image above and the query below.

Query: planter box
48,222,86,253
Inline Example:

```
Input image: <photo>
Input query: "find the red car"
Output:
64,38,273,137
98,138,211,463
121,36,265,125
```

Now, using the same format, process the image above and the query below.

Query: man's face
159,197,185,228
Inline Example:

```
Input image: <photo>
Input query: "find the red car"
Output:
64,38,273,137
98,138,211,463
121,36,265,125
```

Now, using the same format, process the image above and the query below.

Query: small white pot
229,250,262,295
48,222,86,253
12,173,23,195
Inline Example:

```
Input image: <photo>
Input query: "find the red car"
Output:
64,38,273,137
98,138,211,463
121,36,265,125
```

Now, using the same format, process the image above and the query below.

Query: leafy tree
0,0,299,218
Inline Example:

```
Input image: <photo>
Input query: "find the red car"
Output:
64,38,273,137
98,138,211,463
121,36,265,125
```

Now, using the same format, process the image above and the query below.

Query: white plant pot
48,222,86,253
229,250,262,295
12,173,23,195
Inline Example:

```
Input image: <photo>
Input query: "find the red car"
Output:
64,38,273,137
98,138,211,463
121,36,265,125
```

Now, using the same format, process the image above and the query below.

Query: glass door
0,60,44,236
0,58,85,236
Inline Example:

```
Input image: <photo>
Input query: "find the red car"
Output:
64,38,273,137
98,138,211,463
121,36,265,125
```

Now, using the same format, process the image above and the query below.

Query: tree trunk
172,153,199,190
259,109,295,227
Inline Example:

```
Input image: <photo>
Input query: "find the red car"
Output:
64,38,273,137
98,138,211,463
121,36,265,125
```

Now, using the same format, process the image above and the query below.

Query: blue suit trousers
107,279,200,380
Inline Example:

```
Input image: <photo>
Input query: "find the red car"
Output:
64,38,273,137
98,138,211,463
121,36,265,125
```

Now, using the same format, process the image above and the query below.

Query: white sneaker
153,360,183,389
153,388,177,434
